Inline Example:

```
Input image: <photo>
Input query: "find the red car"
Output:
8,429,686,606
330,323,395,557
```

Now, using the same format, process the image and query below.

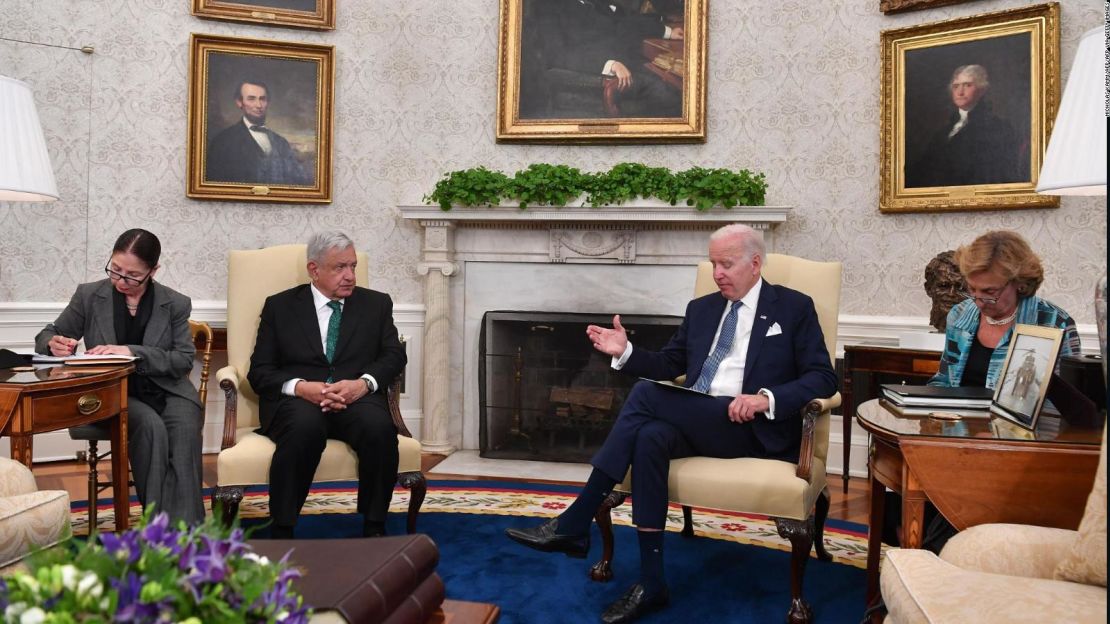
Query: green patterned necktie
324,300,342,381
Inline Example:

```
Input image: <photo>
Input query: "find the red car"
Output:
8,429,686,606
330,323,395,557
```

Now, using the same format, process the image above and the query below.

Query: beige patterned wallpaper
0,0,1105,322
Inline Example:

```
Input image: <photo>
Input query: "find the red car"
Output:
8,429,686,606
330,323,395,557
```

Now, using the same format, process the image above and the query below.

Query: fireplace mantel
399,203,792,453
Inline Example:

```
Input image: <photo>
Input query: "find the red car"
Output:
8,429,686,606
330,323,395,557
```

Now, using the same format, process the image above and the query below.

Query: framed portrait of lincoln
496,0,707,143
186,34,334,203
879,4,1060,213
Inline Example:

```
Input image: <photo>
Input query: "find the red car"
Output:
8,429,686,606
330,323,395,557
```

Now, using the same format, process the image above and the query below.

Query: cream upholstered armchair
213,245,425,532
880,424,1107,623
0,456,70,571
590,253,842,624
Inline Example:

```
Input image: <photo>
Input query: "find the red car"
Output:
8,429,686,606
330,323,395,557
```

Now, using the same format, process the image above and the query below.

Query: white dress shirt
244,117,273,155
947,109,970,139
281,283,378,396
613,278,777,418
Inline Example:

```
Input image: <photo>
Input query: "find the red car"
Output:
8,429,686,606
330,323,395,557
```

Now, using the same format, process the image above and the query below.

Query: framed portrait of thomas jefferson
192,0,335,30
187,34,334,203
879,3,1060,213
496,0,707,143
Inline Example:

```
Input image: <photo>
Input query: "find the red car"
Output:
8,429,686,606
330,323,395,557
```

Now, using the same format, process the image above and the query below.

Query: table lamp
0,75,58,201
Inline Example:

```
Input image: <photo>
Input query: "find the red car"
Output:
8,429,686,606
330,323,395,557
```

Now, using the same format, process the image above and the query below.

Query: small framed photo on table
990,324,1064,429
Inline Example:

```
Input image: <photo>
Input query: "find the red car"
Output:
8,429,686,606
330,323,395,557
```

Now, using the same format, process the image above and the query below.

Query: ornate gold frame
879,3,1060,213
191,0,335,30
880,0,985,14
186,34,334,203
495,0,707,143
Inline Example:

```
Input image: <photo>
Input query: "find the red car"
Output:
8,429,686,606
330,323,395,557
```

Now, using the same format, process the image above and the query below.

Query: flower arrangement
0,512,310,624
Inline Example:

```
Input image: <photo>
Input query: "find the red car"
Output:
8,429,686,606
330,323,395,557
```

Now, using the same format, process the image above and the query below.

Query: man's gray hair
307,231,354,263
710,223,765,262
951,64,990,90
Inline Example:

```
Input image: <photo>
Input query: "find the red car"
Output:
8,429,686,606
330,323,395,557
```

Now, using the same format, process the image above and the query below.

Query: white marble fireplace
399,204,791,454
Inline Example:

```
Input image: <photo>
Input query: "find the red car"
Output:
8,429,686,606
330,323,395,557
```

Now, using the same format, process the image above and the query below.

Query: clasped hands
295,379,367,412
587,314,769,423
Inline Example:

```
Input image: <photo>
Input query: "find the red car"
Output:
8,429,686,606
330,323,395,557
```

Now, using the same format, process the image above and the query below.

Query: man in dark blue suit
507,224,837,623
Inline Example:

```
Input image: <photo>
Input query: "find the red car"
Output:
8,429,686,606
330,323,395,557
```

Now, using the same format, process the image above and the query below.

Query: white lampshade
1036,27,1107,196
0,75,59,202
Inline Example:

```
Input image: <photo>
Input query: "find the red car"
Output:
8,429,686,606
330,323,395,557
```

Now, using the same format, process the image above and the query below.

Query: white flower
59,564,79,590
276,611,289,622
19,607,46,624
76,572,104,599
5,603,28,619
242,552,271,566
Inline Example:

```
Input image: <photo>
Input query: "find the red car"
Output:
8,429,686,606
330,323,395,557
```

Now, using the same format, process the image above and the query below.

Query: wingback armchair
213,245,425,532
0,456,70,571
589,254,843,624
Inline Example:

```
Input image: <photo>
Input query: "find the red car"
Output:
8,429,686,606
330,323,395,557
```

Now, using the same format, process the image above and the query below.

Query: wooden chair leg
589,491,627,582
213,486,244,527
681,505,695,537
398,471,427,534
813,486,832,561
86,441,100,532
774,515,816,624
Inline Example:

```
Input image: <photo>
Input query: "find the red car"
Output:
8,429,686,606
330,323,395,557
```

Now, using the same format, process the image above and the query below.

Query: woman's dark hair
112,229,161,269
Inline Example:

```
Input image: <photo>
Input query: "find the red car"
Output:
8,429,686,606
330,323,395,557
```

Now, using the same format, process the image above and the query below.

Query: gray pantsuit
35,279,205,525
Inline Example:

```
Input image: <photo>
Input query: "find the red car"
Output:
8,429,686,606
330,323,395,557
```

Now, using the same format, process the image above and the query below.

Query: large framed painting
186,34,334,203
495,0,707,143
879,3,1060,213
192,0,335,30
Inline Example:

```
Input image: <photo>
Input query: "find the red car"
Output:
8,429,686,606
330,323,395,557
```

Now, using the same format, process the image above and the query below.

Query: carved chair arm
216,365,240,451
388,376,412,438
795,392,841,482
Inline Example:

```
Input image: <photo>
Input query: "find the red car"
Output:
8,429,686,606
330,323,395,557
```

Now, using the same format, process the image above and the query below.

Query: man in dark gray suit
205,80,311,186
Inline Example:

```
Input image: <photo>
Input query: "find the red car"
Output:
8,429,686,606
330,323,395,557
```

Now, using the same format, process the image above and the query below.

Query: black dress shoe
600,584,669,624
505,518,590,558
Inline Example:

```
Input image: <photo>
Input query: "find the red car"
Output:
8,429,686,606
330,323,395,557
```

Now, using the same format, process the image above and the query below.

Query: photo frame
186,34,334,203
495,0,707,143
879,3,1061,213
192,0,335,30
990,324,1065,430
880,0,985,14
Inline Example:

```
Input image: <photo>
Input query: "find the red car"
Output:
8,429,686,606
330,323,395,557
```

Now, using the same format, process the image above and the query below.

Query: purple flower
0,577,9,611
111,573,159,622
100,531,142,565
139,513,182,552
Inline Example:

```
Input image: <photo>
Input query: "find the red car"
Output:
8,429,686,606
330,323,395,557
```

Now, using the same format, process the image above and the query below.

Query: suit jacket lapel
90,281,116,346
297,286,327,361
332,290,361,362
142,282,172,346
744,282,778,386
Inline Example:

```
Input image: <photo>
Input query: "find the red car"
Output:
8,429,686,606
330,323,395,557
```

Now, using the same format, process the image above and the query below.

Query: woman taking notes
35,229,204,525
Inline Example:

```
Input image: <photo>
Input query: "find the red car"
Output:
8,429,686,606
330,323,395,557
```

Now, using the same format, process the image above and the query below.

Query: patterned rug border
71,482,873,569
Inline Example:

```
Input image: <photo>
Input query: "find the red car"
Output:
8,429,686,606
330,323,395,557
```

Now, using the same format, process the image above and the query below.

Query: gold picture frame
880,0,985,15
495,0,707,143
990,324,1065,430
879,3,1061,213
186,34,334,203
191,0,335,30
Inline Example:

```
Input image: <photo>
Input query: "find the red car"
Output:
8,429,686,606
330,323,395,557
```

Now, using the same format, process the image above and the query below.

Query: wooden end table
1,364,132,531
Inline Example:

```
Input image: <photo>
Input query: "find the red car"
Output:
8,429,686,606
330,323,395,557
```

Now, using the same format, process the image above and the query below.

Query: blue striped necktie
692,301,740,393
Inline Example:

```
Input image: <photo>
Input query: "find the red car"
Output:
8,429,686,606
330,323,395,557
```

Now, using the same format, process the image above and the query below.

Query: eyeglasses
960,284,1010,305
104,262,151,287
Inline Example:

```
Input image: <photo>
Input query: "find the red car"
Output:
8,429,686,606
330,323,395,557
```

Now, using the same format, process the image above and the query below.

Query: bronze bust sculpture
924,250,967,331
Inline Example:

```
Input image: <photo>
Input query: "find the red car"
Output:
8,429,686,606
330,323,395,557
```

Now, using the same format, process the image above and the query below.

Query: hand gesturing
585,314,629,358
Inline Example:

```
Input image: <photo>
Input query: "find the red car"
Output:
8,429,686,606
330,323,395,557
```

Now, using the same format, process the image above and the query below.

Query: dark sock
637,530,666,596
363,520,386,538
556,468,618,535
271,524,295,540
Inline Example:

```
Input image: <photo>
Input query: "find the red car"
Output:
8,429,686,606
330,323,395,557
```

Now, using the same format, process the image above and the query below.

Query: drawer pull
77,394,102,415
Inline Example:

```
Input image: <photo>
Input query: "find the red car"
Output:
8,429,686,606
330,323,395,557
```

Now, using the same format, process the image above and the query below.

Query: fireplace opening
479,310,682,463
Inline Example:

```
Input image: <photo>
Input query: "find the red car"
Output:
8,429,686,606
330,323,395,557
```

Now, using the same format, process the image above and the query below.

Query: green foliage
424,162,767,210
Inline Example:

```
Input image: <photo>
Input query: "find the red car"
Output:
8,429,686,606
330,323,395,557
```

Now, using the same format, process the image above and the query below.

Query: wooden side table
0,365,132,531
840,346,940,492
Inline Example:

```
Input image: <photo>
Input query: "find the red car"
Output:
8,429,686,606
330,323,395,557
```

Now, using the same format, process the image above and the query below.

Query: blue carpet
237,481,868,624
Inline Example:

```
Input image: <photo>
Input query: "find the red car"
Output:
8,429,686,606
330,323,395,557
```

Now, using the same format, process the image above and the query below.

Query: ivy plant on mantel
423,163,767,211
